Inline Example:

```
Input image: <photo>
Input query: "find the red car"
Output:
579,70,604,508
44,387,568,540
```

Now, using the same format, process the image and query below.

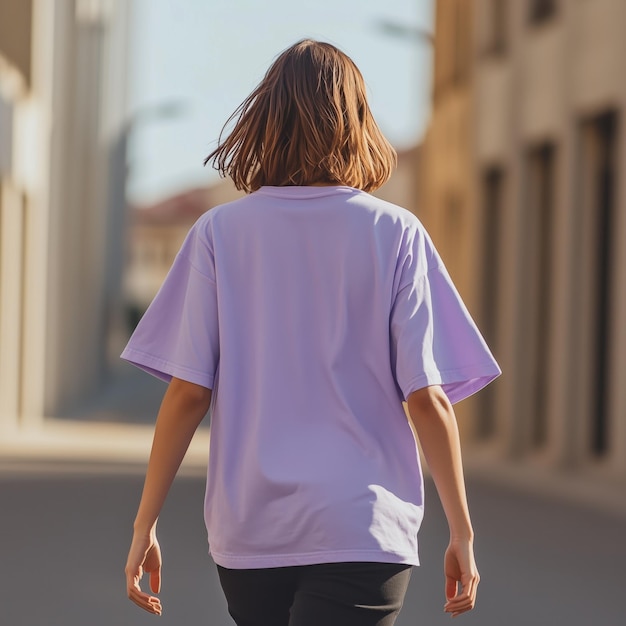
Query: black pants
216,562,413,626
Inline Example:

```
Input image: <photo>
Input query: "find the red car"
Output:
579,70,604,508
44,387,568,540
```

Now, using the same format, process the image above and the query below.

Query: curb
0,418,210,475
463,449,626,520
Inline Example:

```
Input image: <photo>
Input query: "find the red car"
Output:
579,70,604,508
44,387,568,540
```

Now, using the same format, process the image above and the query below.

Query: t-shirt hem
210,548,420,569
402,362,501,404
120,347,215,389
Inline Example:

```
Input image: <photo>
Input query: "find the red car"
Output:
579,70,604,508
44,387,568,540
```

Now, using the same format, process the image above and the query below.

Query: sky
126,0,434,205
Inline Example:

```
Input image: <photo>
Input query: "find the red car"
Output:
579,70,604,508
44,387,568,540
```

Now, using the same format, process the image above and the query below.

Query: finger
127,569,162,615
445,597,470,614
449,572,478,599
128,586,162,615
445,602,474,617
149,566,162,594
128,589,159,610
444,584,477,615
445,596,473,611
444,587,474,608
465,576,478,605
130,595,162,615
459,574,478,606
445,594,469,607
451,601,475,618
445,576,458,601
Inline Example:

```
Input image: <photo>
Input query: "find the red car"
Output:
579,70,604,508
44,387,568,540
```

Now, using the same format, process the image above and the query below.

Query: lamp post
371,16,434,215
375,18,434,45
373,16,435,132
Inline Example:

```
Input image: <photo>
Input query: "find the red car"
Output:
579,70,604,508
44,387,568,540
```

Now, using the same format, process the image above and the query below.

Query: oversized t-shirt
121,185,501,569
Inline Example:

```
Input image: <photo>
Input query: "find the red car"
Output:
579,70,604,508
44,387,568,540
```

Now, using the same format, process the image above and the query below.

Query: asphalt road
1,465,623,626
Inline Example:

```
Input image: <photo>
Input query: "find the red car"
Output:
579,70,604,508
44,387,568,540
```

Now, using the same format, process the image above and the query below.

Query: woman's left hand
125,530,163,615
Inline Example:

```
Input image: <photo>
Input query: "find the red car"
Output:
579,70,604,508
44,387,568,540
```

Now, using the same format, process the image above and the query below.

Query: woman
123,39,500,625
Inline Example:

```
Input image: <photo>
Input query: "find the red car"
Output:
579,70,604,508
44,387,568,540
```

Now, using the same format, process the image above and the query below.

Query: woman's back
205,185,426,568
123,183,499,568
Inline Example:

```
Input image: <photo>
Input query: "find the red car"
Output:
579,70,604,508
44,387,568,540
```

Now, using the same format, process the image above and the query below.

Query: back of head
205,39,396,192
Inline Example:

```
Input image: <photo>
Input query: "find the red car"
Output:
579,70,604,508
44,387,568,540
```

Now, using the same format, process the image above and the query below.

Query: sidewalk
464,445,626,520
0,364,210,473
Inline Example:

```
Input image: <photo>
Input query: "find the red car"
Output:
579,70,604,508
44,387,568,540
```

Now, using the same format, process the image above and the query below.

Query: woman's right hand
443,538,480,617
125,530,163,616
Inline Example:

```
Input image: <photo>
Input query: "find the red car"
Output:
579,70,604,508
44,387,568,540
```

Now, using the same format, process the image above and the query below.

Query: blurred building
418,0,479,436
124,180,244,318
420,0,626,476
0,0,131,433
374,145,421,215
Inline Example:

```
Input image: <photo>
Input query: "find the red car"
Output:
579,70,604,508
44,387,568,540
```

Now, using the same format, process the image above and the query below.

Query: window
524,143,556,449
485,0,508,56
528,0,557,24
578,111,618,457
478,167,506,438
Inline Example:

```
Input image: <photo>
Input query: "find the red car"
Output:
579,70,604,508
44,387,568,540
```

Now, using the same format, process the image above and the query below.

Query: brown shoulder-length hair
204,39,396,193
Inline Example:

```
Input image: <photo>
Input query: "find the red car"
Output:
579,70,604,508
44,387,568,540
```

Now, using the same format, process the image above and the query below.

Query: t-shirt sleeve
120,220,219,389
390,240,501,404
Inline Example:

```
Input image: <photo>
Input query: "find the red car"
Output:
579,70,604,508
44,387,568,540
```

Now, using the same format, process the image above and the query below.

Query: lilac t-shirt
121,186,500,569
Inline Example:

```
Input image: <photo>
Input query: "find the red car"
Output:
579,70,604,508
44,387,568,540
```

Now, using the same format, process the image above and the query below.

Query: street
1,462,623,626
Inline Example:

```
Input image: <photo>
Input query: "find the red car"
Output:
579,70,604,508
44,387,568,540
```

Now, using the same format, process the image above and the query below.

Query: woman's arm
407,385,480,618
125,377,212,615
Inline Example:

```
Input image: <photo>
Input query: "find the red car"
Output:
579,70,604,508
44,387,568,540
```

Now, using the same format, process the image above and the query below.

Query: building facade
124,180,244,319
374,146,422,216
420,0,626,474
0,0,131,433
418,0,479,434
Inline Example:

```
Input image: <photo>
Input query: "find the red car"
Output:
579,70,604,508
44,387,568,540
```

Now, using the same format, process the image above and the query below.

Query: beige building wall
0,0,131,434
374,145,421,215
418,0,481,435
423,0,626,476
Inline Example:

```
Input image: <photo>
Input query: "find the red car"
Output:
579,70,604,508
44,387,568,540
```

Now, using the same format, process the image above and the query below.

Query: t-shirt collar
256,185,359,199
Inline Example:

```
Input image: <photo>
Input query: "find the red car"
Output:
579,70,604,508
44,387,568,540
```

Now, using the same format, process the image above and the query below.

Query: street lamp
375,18,434,45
